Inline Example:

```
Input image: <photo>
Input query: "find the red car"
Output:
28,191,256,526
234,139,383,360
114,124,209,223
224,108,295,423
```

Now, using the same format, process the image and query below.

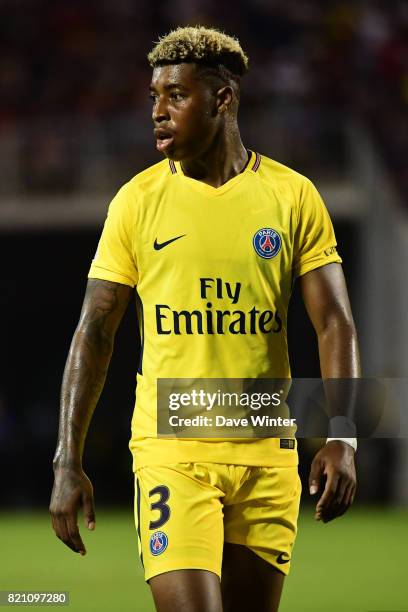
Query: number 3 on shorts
149,485,170,529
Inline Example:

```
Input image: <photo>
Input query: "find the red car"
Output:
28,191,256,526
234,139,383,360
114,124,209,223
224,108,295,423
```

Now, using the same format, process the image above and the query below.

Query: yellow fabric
134,462,302,581
88,151,341,469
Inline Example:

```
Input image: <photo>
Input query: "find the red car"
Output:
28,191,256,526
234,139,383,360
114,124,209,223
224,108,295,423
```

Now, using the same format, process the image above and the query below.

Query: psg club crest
253,228,282,259
149,531,168,556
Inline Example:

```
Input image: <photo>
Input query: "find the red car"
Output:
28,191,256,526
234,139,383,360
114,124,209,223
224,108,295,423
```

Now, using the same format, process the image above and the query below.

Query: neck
180,128,248,188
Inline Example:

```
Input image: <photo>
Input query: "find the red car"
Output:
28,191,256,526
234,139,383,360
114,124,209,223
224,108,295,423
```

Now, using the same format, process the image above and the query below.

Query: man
50,26,359,612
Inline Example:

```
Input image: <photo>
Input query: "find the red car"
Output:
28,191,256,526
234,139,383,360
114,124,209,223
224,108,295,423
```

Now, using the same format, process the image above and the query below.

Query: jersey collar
168,150,261,196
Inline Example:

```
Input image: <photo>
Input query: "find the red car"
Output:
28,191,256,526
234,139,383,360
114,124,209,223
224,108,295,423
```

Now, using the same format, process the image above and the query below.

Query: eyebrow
149,83,188,91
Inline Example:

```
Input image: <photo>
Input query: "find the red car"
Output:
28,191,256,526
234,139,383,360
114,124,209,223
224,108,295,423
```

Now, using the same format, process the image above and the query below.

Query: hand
309,441,356,522
49,466,96,555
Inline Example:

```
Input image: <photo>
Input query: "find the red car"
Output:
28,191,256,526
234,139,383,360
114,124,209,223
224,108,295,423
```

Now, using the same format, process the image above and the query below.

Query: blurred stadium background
1,1,407,610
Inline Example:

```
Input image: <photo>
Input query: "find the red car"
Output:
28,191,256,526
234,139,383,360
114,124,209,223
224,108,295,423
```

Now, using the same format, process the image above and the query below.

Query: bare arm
300,262,360,379
50,279,133,554
299,262,360,522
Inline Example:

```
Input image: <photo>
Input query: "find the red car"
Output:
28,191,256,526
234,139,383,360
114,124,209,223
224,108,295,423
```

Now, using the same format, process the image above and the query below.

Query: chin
163,150,178,161
159,139,204,162
166,146,203,163
164,149,184,162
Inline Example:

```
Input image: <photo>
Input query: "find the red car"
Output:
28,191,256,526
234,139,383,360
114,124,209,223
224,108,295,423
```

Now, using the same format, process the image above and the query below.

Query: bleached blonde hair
148,26,249,80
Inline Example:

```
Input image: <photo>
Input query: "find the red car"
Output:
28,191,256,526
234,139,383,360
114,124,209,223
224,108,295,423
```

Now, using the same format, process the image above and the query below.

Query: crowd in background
0,0,407,199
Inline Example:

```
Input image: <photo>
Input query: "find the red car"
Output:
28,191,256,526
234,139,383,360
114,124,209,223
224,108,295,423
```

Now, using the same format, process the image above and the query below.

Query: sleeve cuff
294,254,342,278
88,263,136,287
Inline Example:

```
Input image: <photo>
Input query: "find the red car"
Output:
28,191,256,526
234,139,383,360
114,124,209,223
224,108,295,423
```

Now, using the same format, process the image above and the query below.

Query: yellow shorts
134,462,301,582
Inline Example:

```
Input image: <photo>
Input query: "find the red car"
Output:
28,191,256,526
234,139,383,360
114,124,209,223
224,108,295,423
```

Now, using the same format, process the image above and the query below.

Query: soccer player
50,27,359,612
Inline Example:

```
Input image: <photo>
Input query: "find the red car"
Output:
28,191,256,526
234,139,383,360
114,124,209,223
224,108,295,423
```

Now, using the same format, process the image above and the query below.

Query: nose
152,95,170,123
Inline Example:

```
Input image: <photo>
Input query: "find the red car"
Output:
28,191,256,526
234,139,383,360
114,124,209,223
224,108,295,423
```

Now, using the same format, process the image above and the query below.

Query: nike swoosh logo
276,552,290,565
154,235,186,250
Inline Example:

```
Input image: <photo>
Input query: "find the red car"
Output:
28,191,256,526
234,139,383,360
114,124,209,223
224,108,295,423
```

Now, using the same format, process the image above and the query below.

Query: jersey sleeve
88,182,138,287
292,177,342,278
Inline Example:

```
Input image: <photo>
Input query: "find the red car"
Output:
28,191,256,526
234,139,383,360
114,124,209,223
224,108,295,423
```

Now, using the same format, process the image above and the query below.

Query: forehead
150,63,199,89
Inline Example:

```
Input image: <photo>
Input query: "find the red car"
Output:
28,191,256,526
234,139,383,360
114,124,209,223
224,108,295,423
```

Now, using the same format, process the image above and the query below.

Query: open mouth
155,129,174,152
156,136,174,152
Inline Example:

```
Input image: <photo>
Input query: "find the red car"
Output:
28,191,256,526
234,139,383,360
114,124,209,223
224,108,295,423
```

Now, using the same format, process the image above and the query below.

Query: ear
216,86,234,113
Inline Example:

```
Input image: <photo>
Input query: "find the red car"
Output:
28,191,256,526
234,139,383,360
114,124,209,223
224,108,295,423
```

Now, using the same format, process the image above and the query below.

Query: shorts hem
223,539,292,576
144,561,221,583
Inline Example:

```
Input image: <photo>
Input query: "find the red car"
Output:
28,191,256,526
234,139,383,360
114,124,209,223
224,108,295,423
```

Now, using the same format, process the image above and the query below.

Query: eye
171,92,184,101
149,93,158,102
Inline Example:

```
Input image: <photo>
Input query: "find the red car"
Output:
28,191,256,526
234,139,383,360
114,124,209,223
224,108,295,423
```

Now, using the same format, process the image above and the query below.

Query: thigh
224,466,302,576
134,463,224,583
150,569,223,612
221,542,285,612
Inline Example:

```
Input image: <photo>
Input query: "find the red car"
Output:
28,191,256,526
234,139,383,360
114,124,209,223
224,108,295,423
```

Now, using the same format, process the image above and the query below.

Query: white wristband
326,437,357,452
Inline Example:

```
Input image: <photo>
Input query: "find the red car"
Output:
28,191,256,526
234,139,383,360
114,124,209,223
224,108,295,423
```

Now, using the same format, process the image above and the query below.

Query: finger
66,514,86,555
349,482,357,506
50,511,57,533
82,491,96,530
54,515,78,553
309,459,323,495
315,470,339,519
51,513,65,541
328,475,351,519
327,475,357,521
335,482,354,518
316,472,338,511
51,512,68,541
342,479,355,508
336,475,349,506
336,482,350,517
325,477,350,521
50,513,62,542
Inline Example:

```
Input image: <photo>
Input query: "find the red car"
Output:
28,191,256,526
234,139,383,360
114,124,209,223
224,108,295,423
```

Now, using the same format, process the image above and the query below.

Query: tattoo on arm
53,280,133,469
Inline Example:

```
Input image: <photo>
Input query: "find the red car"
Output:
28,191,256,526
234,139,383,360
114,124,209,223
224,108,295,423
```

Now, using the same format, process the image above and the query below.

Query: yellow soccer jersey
88,151,342,469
